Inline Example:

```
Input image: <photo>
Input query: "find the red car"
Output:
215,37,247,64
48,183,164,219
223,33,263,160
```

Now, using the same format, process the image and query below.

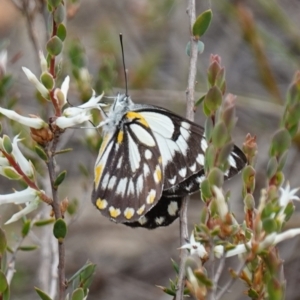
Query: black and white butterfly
91,93,247,229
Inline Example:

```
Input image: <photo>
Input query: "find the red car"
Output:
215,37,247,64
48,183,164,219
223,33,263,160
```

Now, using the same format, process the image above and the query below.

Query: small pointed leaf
35,287,53,300
53,218,67,240
54,170,67,188
192,9,213,37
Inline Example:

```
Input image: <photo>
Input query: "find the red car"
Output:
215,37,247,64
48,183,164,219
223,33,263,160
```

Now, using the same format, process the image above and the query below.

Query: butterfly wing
132,107,247,197
92,112,164,223
124,195,183,229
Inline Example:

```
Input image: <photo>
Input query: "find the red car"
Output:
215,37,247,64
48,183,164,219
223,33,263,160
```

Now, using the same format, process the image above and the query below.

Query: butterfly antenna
119,33,128,96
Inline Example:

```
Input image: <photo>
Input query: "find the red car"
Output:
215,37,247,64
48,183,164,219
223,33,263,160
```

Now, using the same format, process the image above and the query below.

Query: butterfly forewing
92,112,164,223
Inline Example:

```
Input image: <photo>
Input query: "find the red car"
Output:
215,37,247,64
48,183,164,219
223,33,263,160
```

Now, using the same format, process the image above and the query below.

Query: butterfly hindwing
92,111,163,223
132,108,207,188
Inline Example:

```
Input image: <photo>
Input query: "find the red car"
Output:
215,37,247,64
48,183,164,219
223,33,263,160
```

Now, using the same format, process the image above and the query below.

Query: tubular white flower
55,111,91,129
5,198,40,224
180,231,207,258
213,186,228,220
39,51,48,73
0,107,47,129
54,76,70,107
214,241,251,259
60,76,70,105
62,92,105,117
274,228,300,244
0,187,42,224
0,186,39,205
22,67,49,98
12,135,34,177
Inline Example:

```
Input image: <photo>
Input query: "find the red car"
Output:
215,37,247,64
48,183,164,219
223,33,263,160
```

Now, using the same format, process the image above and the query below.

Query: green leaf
21,220,31,237
54,4,65,24
211,121,228,148
80,263,96,290
57,24,67,41
270,128,291,157
34,219,55,226
204,86,222,113
47,0,62,8
0,228,7,255
200,178,212,201
3,167,22,180
262,218,277,234
194,94,205,108
54,170,67,188
2,284,10,300
266,156,278,179
71,288,84,300
208,167,224,188
46,36,63,57
170,258,179,274
35,287,53,300
18,245,39,251
192,9,213,38
204,117,213,141
68,261,95,284
0,270,8,293
40,72,54,90
2,135,12,154
35,145,48,161
53,218,67,240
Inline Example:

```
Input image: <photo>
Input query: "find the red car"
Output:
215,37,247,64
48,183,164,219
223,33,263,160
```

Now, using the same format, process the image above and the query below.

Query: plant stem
176,1,198,299
47,132,66,300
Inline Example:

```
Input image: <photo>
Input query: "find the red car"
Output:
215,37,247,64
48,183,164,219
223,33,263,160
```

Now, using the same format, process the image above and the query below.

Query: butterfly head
99,93,134,132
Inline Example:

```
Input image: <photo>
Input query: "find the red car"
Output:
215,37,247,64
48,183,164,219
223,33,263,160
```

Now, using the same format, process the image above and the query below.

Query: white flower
12,135,34,177
213,186,228,221
39,51,48,73
0,107,47,129
0,187,42,224
180,231,207,258
22,67,49,98
54,76,70,107
54,92,105,129
279,182,299,207
55,111,91,129
259,229,300,251
62,92,104,117
276,182,300,223
214,242,251,259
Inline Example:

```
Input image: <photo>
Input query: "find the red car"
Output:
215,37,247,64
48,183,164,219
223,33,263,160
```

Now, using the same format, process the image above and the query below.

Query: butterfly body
92,94,247,229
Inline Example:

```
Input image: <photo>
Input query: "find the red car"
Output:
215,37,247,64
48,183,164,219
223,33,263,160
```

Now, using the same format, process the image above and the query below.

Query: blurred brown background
1,0,300,299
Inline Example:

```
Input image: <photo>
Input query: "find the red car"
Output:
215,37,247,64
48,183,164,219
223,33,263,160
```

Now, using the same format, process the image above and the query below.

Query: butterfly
91,93,247,229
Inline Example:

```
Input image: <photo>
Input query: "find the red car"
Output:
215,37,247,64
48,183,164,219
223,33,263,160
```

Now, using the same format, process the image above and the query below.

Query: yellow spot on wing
137,204,145,215
96,198,108,210
94,164,103,188
154,165,162,183
117,130,124,144
124,208,135,219
126,112,149,128
99,134,110,156
146,190,156,204
158,156,162,164
109,206,121,218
